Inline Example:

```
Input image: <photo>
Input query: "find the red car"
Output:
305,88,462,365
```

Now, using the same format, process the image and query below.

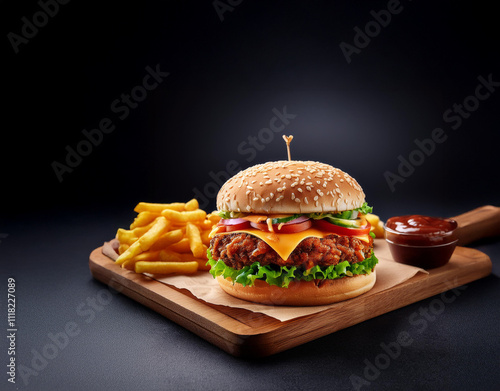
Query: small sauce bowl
385,215,458,269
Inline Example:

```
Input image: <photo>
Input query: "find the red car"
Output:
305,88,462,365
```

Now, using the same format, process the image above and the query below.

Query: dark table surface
2,201,499,391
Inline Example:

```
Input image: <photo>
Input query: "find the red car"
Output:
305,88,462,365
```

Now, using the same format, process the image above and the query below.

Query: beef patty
210,233,374,270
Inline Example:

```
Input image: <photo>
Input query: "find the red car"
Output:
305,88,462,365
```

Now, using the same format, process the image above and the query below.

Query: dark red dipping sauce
385,215,458,246
385,215,458,269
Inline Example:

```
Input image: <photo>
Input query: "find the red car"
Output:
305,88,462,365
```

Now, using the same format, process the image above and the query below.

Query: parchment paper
102,240,428,322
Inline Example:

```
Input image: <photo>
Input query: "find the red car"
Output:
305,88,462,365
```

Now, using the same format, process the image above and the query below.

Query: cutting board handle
452,205,500,246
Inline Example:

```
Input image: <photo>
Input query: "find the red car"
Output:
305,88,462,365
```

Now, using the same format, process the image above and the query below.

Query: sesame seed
247,185,253,190
306,186,312,191
291,193,295,200
265,180,272,185
314,195,319,201
297,188,303,193
246,190,251,195
304,197,309,204
295,198,301,203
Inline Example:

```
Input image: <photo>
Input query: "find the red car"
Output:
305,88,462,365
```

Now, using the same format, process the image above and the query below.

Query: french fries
114,199,220,275
366,213,385,238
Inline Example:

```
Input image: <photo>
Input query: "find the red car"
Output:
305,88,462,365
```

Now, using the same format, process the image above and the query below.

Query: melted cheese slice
215,227,370,261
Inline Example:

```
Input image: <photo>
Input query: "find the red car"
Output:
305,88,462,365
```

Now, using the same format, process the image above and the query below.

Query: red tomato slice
249,219,312,233
314,219,371,236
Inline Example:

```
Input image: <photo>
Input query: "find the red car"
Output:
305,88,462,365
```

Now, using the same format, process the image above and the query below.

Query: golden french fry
372,221,385,238
121,251,161,270
196,219,213,230
132,221,157,237
137,217,169,250
134,202,185,213
161,209,206,223
186,222,205,258
196,261,211,271
159,249,182,262
150,229,183,251
115,240,143,265
207,212,221,225
366,213,385,238
117,220,162,244
166,238,191,253
116,228,138,245
178,253,211,271
365,213,380,226
200,230,211,245
116,217,169,265
130,212,159,229
184,198,199,211
118,243,129,255
135,261,198,274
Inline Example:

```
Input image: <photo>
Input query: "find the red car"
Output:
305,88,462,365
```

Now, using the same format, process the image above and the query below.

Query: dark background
1,1,499,390
3,0,499,216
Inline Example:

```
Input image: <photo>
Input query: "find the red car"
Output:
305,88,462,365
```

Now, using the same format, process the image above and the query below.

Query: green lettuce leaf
355,202,373,215
216,210,245,219
207,249,378,288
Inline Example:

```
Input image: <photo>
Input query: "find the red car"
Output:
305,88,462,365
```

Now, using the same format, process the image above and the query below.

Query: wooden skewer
282,135,293,161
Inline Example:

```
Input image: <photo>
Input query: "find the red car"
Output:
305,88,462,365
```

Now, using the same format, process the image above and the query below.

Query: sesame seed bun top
216,160,366,214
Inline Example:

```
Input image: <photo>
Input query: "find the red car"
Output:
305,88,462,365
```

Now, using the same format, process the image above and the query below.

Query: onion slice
220,218,249,226
279,215,310,225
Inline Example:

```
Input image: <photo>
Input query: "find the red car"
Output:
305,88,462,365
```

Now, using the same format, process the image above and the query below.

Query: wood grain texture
453,205,500,246
89,239,491,357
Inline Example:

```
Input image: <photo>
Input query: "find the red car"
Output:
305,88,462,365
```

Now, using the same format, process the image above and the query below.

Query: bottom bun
216,271,376,306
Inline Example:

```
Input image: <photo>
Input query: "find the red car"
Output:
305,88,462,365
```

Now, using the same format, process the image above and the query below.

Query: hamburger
207,160,378,306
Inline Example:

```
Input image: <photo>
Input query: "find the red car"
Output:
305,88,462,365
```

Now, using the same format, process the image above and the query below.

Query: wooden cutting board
88,206,498,357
